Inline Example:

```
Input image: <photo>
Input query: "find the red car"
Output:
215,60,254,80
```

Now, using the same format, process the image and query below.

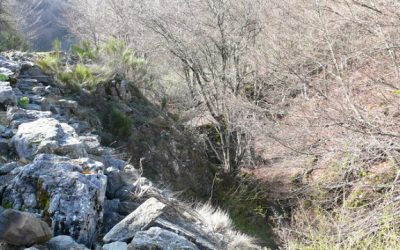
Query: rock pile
0,52,259,250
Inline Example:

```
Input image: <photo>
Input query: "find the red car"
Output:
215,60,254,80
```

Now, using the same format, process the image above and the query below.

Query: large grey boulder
0,209,52,246
12,118,87,160
103,198,166,243
2,154,107,247
48,235,89,250
0,82,17,106
7,107,52,129
128,227,199,250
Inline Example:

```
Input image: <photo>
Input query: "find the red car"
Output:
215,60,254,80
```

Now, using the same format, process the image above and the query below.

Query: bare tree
67,0,269,174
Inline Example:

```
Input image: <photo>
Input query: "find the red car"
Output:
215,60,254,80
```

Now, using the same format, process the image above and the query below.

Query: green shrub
101,37,148,81
41,59,102,91
36,54,61,73
37,38,150,92
72,40,97,61
108,109,132,138
18,96,29,108
74,64,91,82
73,64,103,90
0,74,8,81
58,71,81,93
58,71,73,84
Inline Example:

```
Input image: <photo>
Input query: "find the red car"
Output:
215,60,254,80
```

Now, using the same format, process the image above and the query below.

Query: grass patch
36,52,62,74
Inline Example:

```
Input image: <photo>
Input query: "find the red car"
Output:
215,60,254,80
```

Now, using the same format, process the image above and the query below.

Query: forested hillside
1,0,72,50
1,0,400,250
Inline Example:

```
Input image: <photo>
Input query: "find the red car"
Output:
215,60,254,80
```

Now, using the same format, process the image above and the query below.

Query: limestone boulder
11,118,87,160
7,107,52,129
2,154,107,247
103,198,166,243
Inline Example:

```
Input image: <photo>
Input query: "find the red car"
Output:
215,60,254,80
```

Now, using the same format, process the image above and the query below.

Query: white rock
12,118,87,160
3,155,107,247
103,198,166,243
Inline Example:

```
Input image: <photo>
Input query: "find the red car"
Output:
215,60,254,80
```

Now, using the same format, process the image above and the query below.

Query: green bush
108,109,132,138
37,38,150,92
58,71,81,93
58,71,73,84
0,74,8,81
36,53,61,73
72,40,97,61
74,64,91,83
18,96,29,108
73,64,103,90
101,37,148,81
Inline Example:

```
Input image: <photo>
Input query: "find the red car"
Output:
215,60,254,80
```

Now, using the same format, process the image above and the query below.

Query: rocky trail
0,52,258,250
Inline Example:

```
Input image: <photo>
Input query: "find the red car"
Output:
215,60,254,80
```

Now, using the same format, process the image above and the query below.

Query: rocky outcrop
0,209,52,246
2,154,107,246
0,52,259,250
7,107,52,129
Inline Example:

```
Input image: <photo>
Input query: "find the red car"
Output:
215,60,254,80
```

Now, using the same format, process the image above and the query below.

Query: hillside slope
0,52,259,249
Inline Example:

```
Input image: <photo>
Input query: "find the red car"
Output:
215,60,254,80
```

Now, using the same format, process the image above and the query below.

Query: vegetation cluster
4,0,400,249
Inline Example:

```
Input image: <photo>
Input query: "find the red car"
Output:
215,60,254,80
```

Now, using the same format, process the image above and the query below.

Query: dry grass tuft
196,203,260,250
